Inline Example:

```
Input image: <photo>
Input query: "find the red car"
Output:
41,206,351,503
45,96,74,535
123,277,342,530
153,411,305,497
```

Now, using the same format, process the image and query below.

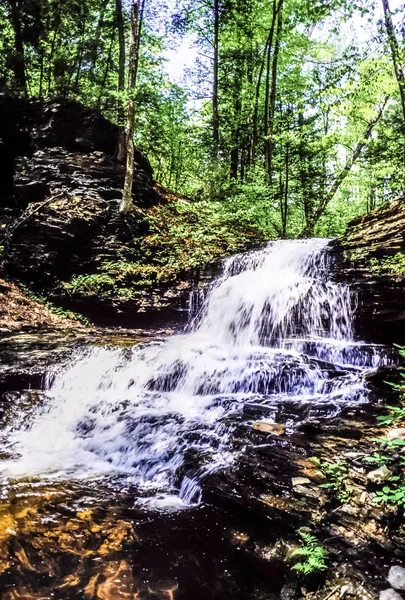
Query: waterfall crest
2,239,388,508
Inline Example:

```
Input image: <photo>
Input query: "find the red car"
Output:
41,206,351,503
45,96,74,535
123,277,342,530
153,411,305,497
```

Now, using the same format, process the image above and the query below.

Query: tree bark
116,0,127,162
299,98,388,237
213,0,220,162
7,0,27,96
121,0,140,213
265,0,283,185
382,0,405,124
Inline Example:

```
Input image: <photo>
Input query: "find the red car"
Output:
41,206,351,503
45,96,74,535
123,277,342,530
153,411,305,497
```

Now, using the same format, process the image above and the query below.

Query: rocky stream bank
1,98,405,600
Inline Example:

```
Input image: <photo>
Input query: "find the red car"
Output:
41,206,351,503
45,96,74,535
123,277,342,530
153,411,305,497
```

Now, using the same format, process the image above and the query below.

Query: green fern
289,533,327,576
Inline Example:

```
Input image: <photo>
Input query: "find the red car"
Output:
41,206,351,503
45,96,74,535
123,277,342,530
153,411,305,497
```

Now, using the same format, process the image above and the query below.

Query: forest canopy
1,0,404,239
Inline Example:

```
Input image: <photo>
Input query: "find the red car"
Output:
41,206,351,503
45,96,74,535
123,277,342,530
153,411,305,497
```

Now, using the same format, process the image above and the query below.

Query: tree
115,0,127,162
381,0,405,125
300,97,388,237
121,0,141,213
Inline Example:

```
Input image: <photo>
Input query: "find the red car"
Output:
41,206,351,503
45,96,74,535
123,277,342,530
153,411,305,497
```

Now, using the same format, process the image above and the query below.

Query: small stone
380,589,403,600
386,429,405,441
388,566,405,591
292,477,311,487
252,421,285,435
367,465,393,483
359,491,368,504
340,582,357,597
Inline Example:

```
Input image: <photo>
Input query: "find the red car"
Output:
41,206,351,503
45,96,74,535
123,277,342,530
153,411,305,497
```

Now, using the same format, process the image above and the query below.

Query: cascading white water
1,239,389,508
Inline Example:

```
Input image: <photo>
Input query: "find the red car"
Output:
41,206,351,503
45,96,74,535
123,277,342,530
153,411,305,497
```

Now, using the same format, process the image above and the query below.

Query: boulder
367,465,393,483
380,590,403,600
386,429,405,441
388,566,405,591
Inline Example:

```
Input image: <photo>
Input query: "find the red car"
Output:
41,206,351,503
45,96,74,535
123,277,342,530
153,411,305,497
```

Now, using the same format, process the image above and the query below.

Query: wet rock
367,465,393,483
380,589,404,600
340,582,357,597
388,566,405,591
332,197,405,343
252,422,286,435
386,429,405,441
291,477,311,487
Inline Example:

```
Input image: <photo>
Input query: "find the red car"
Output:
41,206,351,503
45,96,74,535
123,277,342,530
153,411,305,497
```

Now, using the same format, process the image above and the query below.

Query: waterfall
1,239,388,509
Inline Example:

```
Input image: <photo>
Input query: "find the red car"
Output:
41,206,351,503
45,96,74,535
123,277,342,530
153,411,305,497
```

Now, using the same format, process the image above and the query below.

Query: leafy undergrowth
61,195,266,300
369,252,405,278
0,277,89,331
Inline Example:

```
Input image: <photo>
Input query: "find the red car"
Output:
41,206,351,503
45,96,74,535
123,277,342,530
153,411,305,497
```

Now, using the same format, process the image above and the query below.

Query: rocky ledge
331,198,405,344
201,366,405,599
0,98,219,327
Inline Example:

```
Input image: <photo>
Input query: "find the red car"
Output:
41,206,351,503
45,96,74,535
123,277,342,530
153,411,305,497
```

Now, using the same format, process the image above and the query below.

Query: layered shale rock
331,198,405,343
0,98,195,325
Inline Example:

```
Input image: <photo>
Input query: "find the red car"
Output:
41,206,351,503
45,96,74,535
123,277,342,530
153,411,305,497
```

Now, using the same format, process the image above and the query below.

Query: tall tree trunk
265,0,283,185
121,0,140,213
382,0,405,124
252,35,270,164
281,142,289,237
230,54,243,180
116,0,127,162
7,0,27,96
299,98,388,238
73,2,87,94
89,0,110,74
97,32,115,109
298,110,314,224
213,0,220,162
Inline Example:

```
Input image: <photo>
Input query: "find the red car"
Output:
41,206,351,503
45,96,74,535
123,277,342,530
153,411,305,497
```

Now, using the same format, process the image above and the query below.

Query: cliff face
331,198,405,344
0,98,196,326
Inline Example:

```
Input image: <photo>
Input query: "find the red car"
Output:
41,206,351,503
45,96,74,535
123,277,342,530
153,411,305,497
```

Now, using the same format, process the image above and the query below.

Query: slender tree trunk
97,32,115,109
116,0,127,162
47,29,57,95
265,0,283,185
39,49,44,98
121,0,140,213
90,0,110,74
382,0,405,124
260,0,279,169
298,110,314,224
213,0,220,162
230,54,243,180
74,2,87,94
281,142,289,237
299,98,388,237
7,0,27,96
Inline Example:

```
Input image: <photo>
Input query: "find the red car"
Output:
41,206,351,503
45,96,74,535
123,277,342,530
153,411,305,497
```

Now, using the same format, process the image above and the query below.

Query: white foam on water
1,239,389,506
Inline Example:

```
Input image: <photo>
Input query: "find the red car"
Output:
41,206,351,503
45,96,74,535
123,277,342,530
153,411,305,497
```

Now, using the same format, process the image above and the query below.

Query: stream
0,239,391,599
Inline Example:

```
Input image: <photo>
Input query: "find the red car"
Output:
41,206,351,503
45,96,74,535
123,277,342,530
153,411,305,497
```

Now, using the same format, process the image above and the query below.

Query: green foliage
20,285,90,325
373,484,405,508
367,346,405,509
1,0,405,238
376,404,405,426
362,452,392,467
63,274,117,297
289,532,328,576
370,254,405,278
312,458,352,503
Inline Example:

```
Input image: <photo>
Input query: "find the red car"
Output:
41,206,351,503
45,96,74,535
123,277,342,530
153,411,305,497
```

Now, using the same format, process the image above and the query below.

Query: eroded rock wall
331,197,405,344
